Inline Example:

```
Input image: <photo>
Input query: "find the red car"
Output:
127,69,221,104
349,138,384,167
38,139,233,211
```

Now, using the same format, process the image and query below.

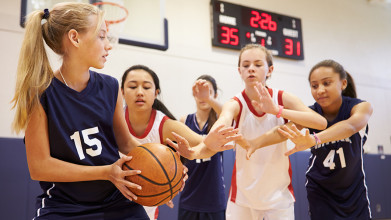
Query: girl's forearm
251,125,288,149
28,157,111,182
207,98,223,115
279,109,327,130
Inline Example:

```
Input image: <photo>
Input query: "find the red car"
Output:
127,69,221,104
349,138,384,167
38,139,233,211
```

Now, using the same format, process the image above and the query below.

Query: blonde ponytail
11,10,53,133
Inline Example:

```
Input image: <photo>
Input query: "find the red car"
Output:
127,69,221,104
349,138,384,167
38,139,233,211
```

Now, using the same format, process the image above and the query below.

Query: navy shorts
178,208,225,220
308,191,371,220
34,196,149,220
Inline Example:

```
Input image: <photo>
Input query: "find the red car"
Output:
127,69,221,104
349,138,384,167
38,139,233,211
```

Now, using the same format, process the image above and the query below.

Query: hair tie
42,8,50,19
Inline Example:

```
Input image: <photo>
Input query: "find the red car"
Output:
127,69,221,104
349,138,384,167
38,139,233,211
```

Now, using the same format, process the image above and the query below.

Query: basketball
123,143,184,206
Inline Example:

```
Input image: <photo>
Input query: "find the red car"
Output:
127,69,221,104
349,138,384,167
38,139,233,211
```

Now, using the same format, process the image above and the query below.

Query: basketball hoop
93,1,129,45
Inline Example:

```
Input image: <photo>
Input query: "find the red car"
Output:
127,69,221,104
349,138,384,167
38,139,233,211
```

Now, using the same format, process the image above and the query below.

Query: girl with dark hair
121,66,241,220
121,65,176,120
177,75,226,220
277,59,373,219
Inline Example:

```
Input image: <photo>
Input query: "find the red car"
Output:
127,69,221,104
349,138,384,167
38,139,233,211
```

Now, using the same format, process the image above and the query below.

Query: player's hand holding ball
108,155,142,202
122,143,184,206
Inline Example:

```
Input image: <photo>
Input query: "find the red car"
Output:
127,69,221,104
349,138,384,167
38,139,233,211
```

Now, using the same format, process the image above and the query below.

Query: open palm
251,82,279,115
278,124,316,156
193,79,211,102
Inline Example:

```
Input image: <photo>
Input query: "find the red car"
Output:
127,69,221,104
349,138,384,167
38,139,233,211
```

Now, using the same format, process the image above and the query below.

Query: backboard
20,0,168,51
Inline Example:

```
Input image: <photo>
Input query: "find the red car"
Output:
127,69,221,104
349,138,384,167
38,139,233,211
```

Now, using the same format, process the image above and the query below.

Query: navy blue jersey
178,113,226,213
306,96,371,219
35,71,148,219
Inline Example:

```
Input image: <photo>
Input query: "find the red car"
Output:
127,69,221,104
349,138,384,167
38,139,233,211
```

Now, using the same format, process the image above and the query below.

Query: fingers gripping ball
123,143,184,206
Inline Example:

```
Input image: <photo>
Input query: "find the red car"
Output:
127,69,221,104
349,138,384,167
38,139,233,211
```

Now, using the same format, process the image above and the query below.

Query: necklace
59,68,69,87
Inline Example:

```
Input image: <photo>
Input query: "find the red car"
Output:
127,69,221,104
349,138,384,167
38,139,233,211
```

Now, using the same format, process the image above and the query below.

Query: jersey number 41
323,148,346,170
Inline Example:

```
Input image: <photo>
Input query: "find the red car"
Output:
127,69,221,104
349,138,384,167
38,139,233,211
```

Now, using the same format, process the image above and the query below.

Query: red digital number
284,38,293,55
249,11,277,31
250,11,260,28
260,38,265,46
220,26,239,46
296,41,301,56
221,26,230,44
284,38,301,56
259,13,269,30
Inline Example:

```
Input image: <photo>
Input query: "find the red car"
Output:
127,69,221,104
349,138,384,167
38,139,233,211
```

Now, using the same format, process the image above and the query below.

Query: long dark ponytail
196,75,218,133
121,65,176,120
343,72,357,98
309,59,357,98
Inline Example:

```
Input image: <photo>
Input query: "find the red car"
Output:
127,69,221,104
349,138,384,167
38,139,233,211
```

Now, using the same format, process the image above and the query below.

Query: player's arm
163,119,203,147
25,91,142,201
166,125,240,160
25,103,113,182
251,83,326,130
316,102,372,143
281,101,373,155
202,99,242,152
166,100,241,159
163,119,221,160
242,121,300,159
210,99,240,131
179,115,186,123
204,92,223,116
193,79,223,115
280,92,327,130
245,91,327,158
113,89,141,155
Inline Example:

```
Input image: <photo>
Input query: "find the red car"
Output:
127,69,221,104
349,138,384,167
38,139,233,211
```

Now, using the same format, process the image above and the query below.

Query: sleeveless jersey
125,108,169,145
125,108,169,220
36,71,147,219
306,96,371,219
178,113,226,212
230,89,295,210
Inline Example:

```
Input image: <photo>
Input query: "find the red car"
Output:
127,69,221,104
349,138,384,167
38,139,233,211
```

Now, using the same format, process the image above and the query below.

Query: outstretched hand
192,79,212,103
166,125,241,159
234,137,257,160
166,133,195,159
165,136,189,193
109,156,142,202
278,124,317,156
251,82,279,115
204,124,242,152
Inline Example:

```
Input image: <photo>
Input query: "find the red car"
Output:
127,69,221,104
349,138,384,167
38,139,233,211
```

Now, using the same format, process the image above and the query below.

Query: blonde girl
12,3,149,219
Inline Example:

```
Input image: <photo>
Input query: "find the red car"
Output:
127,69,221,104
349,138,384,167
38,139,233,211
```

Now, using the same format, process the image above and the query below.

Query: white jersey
229,89,295,210
125,108,169,220
125,108,169,145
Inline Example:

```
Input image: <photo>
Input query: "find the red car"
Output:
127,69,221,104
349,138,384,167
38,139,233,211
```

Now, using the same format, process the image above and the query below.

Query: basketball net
93,1,129,47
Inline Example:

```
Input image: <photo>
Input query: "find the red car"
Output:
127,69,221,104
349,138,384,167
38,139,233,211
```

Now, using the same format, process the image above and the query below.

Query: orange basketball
123,143,184,206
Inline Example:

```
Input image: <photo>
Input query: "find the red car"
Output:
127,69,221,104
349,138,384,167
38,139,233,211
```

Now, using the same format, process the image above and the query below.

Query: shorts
226,200,294,220
178,207,226,220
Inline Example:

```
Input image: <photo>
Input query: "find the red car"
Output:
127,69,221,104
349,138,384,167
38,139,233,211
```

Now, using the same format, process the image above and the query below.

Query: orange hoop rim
92,1,129,25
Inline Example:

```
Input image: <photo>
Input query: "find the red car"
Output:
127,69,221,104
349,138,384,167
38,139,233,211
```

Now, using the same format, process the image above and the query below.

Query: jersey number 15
70,127,102,160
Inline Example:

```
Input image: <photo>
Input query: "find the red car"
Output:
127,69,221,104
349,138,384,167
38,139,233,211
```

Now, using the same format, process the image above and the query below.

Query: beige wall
1,0,390,153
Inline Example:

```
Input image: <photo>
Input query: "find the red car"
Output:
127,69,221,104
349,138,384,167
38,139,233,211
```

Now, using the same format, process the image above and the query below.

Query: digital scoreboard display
211,0,304,60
